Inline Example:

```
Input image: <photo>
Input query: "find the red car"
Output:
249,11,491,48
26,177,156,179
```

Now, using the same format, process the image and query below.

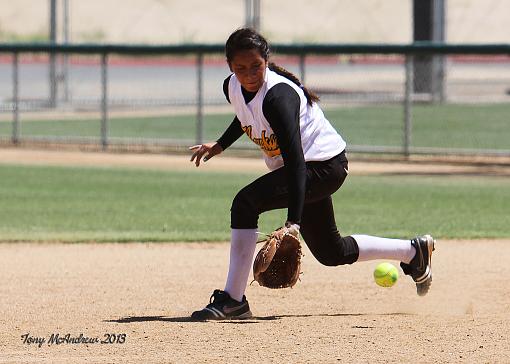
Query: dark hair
225,28,319,106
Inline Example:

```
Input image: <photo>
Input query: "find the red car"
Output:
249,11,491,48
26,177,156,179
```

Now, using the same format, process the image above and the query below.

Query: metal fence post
404,54,414,157
62,0,70,103
196,52,204,145
101,53,109,150
49,0,57,108
12,52,20,144
299,54,306,84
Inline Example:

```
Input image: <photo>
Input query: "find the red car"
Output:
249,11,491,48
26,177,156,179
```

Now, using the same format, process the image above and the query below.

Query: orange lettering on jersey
242,125,281,157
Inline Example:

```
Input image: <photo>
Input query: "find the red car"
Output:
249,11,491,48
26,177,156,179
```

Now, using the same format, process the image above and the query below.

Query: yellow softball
373,262,399,287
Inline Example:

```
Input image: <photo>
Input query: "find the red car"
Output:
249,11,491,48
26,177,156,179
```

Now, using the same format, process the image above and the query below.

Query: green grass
0,103,508,151
326,103,510,150
0,164,508,242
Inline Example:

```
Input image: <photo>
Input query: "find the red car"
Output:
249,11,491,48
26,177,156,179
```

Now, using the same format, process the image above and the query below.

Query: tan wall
0,0,508,44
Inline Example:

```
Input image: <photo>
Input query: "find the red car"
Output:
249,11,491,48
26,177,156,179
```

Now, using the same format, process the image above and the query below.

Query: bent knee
231,189,259,229
309,236,359,266
314,254,355,267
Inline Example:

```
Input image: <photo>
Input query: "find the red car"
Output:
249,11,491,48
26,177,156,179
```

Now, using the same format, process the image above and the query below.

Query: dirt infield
2,147,510,176
1,148,509,362
1,240,509,363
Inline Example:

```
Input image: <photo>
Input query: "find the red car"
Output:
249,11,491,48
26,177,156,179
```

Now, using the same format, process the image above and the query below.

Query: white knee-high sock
224,228,258,302
352,234,416,264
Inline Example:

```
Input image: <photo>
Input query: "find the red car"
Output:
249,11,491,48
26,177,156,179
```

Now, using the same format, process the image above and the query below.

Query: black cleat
400,235,436,296
191,289,252,321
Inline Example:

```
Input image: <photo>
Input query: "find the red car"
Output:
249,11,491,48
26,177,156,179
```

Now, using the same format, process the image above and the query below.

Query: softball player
189,28,435,320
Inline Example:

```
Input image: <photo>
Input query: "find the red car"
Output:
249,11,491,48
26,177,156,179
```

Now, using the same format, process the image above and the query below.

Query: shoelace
209,290,226,304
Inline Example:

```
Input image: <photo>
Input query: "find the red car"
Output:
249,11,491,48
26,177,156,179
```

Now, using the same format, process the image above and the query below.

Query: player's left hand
284,221,300,237
253,225,302,289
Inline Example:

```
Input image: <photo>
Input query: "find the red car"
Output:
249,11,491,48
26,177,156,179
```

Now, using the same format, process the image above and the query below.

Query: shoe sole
416,235,435,296
192,309,253,321
229,310,253,320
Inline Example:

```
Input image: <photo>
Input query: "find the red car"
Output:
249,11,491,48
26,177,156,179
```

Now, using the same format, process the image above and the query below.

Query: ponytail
268,62,320,106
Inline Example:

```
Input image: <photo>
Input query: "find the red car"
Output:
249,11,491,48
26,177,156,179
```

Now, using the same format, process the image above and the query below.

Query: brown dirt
1,148,509,362
1,147,510,176
0,240,509,363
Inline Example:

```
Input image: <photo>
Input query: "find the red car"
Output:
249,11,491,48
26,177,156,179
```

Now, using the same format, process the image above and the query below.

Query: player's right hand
189,142,223,167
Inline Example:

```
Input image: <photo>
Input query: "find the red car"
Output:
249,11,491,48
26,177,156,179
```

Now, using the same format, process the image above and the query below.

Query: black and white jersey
226,68,346,171
217,67,346,224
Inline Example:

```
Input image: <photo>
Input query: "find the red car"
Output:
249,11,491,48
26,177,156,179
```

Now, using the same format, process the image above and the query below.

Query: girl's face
229,49,267,92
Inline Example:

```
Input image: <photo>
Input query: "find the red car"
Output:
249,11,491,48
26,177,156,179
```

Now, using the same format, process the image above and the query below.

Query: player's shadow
105,312,409,324
105,315,275,324
105,316,194,323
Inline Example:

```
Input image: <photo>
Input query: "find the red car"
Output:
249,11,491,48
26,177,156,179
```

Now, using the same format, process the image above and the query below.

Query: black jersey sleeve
217,75,243,150
216,116,244,151
262,83,306,225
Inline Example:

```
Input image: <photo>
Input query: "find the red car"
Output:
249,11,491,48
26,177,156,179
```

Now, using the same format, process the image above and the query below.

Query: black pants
231,151,359,266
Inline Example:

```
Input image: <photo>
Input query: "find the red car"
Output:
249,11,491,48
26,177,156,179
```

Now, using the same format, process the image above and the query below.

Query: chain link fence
0,44,509,156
